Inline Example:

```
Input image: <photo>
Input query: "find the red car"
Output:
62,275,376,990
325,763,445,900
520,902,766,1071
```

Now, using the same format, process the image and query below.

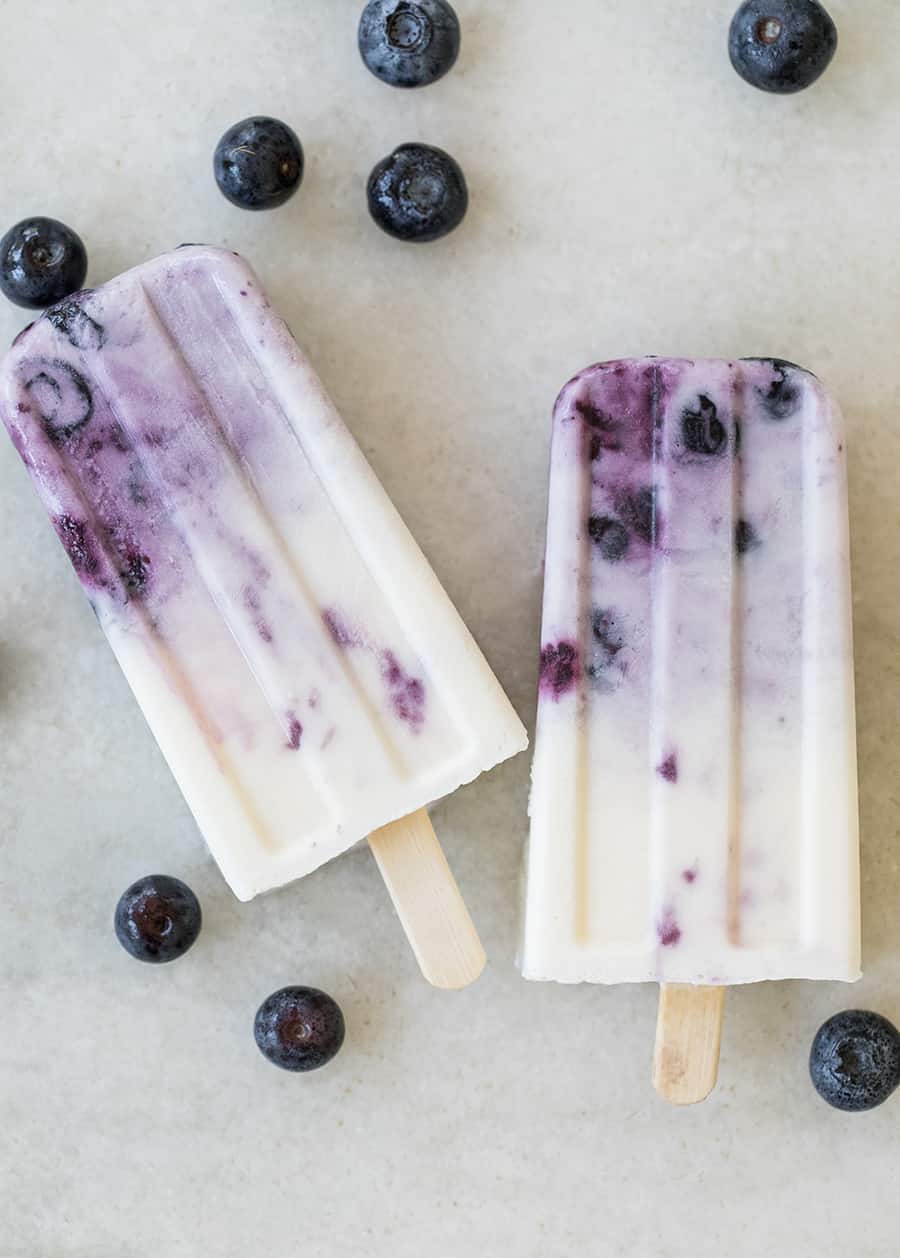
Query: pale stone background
1,1,898,1254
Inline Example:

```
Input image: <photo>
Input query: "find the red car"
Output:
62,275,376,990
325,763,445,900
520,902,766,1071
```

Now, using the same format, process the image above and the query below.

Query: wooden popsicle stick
367,808,486,990
652,983,726,1105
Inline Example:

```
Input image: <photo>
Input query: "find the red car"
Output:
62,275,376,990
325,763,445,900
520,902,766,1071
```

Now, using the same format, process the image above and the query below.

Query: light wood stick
652,984,726,1105
368,809,486,990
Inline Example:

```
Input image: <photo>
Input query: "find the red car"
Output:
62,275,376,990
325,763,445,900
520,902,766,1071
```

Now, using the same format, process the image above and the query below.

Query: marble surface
1,1,899,1254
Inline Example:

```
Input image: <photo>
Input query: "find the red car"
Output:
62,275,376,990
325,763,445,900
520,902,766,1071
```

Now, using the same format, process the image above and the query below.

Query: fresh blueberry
254,986,346,1072
810,1011,900,1112
729,1,837,94
213,117,304,211
358,0,460,88
681,396,727,456
588,515,630,562
0,218,87,310
367,143,468,243
114,875,202,964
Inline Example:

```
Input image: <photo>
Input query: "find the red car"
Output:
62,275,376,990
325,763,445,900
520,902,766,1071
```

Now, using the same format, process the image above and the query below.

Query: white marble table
2,2,899,1254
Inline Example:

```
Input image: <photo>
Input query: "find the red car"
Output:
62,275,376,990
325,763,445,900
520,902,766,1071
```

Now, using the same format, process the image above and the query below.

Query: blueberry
213,117,304,211
114,875,202,964
751,358,805,421
729,1,837,94
588,515,630,561
254,986,346,1072
0,218,87,310
681,396,727,457
367,143,468,243
810,1011,900,1112
359,0,460,88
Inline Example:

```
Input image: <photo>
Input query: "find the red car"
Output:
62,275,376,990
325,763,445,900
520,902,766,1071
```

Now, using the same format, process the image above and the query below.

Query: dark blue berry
588,515,630,561
729,1,837,94
681,396,727,456
254,987,346,1072
0,218,87,310
810,1011,900,1112
214,117,304,211
367,143,468,243
358,0,460,88
751,358,805,420
114,875,202,964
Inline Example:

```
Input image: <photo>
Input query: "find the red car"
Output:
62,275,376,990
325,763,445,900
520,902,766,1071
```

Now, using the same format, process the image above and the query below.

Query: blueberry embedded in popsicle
54,514,100,578
213,117,304,211
680,395,727,457
539,641,580,700
810,1011,900,1112
254,986,346,1072
381,650,426,729
114,875,202,964
358,0,461,88
367,144,468,243
657,753,679,783
0,217,88,310
122,549,152,594
750,358,805,421
44,294,105,351
729,1,837,94
588,515,630,561
20,358,94,440
735,519,762,554
657,909,682,948
586,608,626,691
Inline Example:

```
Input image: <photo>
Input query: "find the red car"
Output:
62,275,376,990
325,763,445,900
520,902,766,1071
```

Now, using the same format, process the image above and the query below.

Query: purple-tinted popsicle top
524,356,858,986
0,247,533,903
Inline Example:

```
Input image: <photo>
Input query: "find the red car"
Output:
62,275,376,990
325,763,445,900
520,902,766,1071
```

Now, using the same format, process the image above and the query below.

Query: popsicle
1,245,527,988
521,358,859,1100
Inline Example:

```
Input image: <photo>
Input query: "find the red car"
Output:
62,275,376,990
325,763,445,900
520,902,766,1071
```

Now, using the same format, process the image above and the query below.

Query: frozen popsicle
1,245,527,988
521,358,859,1100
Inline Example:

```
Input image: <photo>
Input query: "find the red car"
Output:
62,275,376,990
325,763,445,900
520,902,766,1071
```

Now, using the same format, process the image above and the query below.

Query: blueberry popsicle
1,246,527,988
521,358,859,1098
